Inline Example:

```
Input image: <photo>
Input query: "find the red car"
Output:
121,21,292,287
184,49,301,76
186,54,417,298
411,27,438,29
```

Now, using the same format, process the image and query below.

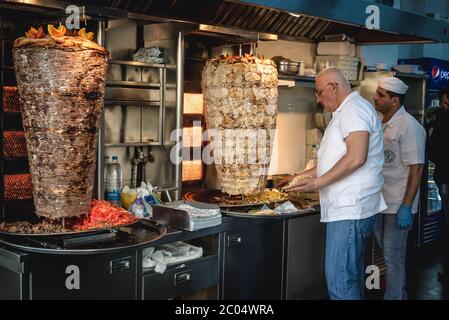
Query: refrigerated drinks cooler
399,58,449,246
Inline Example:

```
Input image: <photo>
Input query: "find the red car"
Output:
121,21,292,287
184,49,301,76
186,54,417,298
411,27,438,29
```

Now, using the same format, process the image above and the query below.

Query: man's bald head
316,67,351,91
315,67,352,112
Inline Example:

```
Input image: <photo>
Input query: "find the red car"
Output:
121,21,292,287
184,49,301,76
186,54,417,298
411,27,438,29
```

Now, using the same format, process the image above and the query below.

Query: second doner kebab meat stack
202,55,278,195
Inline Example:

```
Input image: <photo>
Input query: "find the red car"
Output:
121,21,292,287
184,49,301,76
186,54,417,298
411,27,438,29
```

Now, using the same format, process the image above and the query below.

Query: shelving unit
105,60,170,147
109,59,176,69
278,74,360,87
106,80,162,88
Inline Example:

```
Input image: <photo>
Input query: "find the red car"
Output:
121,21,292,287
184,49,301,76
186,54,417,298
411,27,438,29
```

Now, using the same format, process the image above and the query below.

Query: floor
367,240,449,300
407,241,449,300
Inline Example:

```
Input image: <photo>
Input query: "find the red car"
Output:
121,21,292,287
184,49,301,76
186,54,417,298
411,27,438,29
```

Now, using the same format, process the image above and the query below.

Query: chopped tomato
68,200,138,231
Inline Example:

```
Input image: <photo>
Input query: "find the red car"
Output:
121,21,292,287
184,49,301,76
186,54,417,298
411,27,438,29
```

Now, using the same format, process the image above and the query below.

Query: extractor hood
84,0,449,44
2,0,448,44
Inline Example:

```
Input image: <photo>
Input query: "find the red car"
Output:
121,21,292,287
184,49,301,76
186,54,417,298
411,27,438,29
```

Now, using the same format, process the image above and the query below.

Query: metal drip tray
183,189,320,218
0,219,167,255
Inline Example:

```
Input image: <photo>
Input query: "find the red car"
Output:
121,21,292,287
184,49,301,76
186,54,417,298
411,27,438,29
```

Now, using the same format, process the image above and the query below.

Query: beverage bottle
106,156,122,207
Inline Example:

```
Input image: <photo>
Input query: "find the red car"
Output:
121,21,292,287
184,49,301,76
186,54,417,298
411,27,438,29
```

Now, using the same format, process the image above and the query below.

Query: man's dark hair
439,86,449,102
386,90,406,106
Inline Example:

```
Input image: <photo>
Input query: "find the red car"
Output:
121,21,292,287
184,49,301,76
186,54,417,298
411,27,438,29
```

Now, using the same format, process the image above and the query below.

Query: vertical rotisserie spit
202,55,278,195
13,26,108,219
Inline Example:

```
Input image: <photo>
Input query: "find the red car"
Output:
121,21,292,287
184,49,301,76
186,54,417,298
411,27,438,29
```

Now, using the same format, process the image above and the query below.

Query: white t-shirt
317,92,387,223
381,106,426,214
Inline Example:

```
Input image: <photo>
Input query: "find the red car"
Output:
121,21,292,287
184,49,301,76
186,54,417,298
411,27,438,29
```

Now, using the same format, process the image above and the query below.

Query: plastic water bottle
107,156,122,207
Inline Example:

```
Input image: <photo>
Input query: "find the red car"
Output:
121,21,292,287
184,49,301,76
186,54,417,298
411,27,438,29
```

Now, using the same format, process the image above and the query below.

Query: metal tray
0,219,140,238
183,190,288,209
223,209,316,219
221,206,316,219
0,219,167,255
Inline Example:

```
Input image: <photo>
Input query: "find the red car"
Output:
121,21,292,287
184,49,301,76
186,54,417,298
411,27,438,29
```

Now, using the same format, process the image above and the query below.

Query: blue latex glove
396,204,413,230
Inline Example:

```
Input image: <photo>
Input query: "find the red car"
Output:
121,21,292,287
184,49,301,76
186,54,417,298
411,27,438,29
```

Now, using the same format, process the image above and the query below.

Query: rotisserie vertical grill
13,33,108,219
202,55,278,195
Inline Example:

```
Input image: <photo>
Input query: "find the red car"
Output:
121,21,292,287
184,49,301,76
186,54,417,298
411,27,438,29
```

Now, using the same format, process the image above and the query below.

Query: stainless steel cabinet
143,254,219,300
284,214,327,299
221,221,285,300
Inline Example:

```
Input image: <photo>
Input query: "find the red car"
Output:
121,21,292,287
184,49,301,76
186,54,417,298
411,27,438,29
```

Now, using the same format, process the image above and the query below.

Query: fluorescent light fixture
288,12,302,18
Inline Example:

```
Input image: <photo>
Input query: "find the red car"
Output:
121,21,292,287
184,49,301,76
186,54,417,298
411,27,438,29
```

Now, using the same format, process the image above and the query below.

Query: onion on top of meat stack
13,25,108,219
202,55,278,195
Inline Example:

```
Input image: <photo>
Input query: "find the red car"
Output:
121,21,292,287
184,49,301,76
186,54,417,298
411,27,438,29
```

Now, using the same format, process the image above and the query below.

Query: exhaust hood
1,0,448,44
84,0,449,44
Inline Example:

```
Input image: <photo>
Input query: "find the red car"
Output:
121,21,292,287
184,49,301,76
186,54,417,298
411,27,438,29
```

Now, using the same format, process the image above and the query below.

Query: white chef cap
378,77,409,94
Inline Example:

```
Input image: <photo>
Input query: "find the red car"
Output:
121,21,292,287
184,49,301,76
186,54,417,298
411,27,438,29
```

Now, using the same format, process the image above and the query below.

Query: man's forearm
402,164,424,207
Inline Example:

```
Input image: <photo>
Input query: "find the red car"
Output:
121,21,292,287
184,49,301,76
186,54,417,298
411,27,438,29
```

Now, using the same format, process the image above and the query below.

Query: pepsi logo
432,65,449,81
432,66,440,79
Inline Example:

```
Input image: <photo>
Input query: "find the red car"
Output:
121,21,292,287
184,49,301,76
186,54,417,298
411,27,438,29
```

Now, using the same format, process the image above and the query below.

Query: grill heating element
2,86,21,113
2,86,32,203
3,131,27,158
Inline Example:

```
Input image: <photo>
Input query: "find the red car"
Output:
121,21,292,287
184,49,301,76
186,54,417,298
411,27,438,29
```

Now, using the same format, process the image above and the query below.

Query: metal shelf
279,74,316,83
109,59,176,69
104,100,160,106
105,142,161,148
278,74,359,86
106,80,161,88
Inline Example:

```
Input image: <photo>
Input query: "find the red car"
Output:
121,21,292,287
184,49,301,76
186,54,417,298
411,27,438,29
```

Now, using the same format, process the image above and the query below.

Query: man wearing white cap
373,77,426,300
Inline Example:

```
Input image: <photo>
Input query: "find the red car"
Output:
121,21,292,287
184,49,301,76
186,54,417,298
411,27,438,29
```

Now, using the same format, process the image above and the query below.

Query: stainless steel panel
285,214,327,299
105,105,141,144
164,69,178,143
143,255,219,300
141,68,160,84
106,63,143,83
106,20,137,60
143,146,177,189
142,106,160,143
107,64,123,81
174,32,184,200
222,222,284,299
125,66,142,82
96,20,106,200
105,87,160,102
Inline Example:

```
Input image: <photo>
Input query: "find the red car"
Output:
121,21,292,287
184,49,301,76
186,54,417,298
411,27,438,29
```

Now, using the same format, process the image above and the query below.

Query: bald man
280,67,386,300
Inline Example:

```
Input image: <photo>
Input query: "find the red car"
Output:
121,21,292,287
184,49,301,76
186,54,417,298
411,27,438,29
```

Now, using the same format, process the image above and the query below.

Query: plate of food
183,189,290,208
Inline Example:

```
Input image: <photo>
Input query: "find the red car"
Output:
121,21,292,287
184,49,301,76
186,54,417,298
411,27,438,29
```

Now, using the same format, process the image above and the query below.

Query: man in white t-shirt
373,77,426,300
280,67,386,299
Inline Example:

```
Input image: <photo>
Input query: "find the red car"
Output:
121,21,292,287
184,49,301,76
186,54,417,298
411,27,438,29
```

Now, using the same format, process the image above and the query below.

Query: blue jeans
373,213,411,300
325,216,376,300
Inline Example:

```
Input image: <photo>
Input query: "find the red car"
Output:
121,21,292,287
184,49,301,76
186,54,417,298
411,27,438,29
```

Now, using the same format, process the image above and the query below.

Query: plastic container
106,156,123,207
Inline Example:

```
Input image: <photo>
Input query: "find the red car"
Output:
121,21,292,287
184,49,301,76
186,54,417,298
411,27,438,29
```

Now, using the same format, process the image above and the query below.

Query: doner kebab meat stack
202,55,278,195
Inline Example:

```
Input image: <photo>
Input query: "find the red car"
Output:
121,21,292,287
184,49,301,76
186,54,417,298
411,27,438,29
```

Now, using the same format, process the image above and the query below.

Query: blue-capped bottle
106,155,122,207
